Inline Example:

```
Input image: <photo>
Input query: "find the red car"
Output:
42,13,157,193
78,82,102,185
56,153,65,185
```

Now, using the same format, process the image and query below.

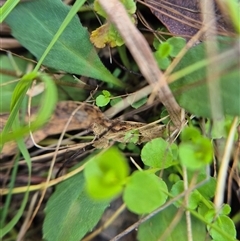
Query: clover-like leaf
123,171,168,214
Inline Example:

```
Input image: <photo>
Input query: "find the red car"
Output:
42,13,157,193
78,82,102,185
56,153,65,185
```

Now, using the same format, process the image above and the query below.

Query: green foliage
141,138,178,169
154,37,186,70
0,55,28,112
138,205,206,241
96,90,111,107
179,127,213,170
0,73,58,145
4,0,124,87
123,171,168,214
43,172,109,241
205,213,237,241
170,37,240,117
2,1,239,240
170,181,202,209
0,71,57,238
84,147,129,200
0,0,19,22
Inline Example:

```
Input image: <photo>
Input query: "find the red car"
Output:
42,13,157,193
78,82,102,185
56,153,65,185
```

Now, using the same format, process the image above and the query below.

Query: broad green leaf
84,147,129,200
170,38,240,117
43,171,109,241
137,205,206,241
123,171,168,214
4,0,124,87
141,138,178,169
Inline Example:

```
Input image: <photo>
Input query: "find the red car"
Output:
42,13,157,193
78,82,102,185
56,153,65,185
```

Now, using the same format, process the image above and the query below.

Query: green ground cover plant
1,0,240,240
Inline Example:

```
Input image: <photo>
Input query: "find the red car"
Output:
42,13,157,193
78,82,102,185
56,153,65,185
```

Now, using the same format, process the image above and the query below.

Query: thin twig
98,0,182,127
214,117,239,210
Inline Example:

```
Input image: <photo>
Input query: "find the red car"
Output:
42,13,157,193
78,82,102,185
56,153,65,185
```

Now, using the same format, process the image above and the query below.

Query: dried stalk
98,0,182,127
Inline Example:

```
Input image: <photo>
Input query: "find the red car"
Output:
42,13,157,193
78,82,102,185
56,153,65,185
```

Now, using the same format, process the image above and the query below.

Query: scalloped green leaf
84,147,129,200
123,171,168,214
4,0,123,87
141,138,178,169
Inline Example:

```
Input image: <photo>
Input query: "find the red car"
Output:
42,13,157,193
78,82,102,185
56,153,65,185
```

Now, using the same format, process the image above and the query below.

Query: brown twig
98,0,182,127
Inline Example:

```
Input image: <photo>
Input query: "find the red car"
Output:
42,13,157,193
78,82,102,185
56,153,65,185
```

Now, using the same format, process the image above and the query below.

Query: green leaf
194,174,216,199
179,127,213,170
170,38,240,117
4,0,124,87
102,90,111,97
167,37,186,57
0,73,57,144
0,0,19,22
157,42,173,58
179,137,213,170
43,172,109,241
122,0,137,14
84,147,129,200
170,181,202,209
96,95,110,107
180,126,201,142
154,53,171,70
138,205,206,241
207,215,237,241
141,138,178,169
0,55,28,112
123,171,168,214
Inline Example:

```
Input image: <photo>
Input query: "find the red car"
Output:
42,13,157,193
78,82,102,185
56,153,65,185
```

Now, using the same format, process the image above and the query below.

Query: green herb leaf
138,205,206,241
206,215,237,241
157,42,173,58
170,180,202,209
141,138,178,169
179,127,213,170
84,147,129,200
123,171,168,214
170,38,240,117
167,37,186,57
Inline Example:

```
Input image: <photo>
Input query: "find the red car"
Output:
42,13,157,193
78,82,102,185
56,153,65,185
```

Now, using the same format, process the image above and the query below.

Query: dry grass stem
98,0,182,127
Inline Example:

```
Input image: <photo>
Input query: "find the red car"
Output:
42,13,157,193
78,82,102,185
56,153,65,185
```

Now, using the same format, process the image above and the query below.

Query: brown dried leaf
1,101,166,157
143,0,233,38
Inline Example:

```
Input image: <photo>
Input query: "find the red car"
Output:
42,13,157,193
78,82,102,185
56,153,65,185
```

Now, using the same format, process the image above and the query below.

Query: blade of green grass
0,129,32,238
0,0,19,23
